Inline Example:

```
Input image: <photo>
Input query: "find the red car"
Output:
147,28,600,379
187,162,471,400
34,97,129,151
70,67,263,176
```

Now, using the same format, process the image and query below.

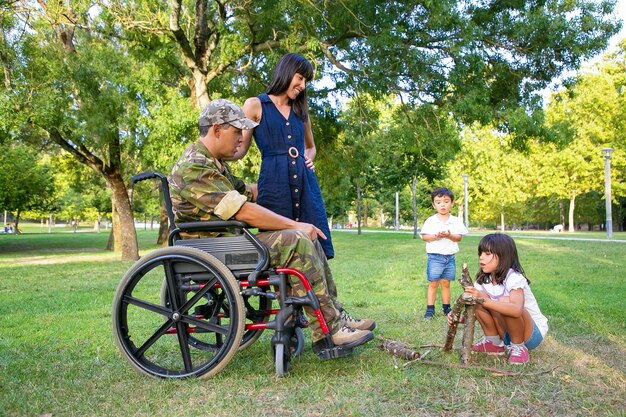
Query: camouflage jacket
168,140,254,226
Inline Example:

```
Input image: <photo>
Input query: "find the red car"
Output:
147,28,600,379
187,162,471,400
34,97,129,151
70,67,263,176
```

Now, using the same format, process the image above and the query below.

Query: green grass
0,230,624,416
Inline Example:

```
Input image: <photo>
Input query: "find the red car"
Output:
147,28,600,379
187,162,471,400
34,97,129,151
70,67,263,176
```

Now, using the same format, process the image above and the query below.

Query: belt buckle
288,147,299,158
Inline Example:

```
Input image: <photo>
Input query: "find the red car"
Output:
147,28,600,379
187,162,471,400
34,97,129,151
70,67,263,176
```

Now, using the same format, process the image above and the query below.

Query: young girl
460,233,548,364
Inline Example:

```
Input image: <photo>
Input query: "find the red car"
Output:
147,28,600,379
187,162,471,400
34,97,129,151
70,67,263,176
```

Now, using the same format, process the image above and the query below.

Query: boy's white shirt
474,270,549,337
420,214,468,255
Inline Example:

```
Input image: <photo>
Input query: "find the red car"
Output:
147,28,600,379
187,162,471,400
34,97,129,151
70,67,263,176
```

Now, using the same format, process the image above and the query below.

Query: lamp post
602,148,614,239
462,174,469,228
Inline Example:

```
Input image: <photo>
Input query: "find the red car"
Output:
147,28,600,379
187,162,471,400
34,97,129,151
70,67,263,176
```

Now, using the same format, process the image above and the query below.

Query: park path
333,228,626,243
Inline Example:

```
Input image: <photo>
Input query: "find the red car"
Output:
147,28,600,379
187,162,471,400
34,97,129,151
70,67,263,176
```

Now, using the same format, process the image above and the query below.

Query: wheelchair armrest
176,220,250,233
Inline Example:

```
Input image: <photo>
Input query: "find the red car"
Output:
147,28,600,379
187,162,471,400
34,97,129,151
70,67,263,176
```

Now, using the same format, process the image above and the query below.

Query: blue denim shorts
426,253,456,282
503,320,544,350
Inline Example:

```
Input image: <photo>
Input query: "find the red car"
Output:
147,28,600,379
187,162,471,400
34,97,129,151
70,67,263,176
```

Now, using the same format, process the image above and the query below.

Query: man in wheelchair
168,98,375,357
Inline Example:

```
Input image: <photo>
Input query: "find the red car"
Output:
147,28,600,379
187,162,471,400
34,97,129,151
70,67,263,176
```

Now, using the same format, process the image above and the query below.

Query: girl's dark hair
475,233,530,285
266,53,314,122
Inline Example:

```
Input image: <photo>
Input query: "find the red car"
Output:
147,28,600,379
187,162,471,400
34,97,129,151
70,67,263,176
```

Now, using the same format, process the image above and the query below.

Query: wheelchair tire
274,343,289,377
290,327,305,357
112,246,245,379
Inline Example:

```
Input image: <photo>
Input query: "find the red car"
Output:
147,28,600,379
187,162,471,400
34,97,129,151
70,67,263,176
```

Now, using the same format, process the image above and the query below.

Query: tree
0,145,55,232
111,0,622,132
447,125,535,229
543,48,626,231
2,0,621,252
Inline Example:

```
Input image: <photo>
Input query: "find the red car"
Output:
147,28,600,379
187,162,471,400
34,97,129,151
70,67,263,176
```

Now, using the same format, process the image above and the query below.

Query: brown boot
341,309,376,331
331,324,373,349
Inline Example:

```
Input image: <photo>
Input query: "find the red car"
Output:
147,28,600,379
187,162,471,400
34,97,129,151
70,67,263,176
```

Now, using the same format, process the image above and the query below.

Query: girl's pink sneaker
471,337,505,355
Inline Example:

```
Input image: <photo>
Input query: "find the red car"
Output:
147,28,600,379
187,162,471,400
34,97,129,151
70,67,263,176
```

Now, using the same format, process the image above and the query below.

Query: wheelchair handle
131,171,175,229
131,171,166,184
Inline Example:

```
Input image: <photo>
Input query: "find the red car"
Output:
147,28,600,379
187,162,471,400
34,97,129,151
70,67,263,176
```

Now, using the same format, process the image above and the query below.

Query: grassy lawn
0,230,624,417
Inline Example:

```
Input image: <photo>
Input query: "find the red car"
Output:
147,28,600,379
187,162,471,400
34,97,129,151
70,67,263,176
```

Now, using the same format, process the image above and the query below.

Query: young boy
419,188,468,319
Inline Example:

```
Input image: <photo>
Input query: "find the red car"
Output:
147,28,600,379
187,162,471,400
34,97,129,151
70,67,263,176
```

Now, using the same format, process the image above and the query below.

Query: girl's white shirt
474,269,549,337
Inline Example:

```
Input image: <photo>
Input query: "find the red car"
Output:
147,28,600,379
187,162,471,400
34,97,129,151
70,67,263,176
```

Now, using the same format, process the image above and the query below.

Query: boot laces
341,310,362,324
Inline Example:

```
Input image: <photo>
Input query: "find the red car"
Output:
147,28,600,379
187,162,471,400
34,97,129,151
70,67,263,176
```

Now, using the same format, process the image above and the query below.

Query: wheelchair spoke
123,294,171,317
163,259,182,311
135,319,175,358
182,314,230,335
175,321,194,372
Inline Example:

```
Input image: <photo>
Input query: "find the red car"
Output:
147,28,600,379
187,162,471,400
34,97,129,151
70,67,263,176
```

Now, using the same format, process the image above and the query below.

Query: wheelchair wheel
113,246,245,379
274,343,289,377
160,276,271,351
290,327,305,357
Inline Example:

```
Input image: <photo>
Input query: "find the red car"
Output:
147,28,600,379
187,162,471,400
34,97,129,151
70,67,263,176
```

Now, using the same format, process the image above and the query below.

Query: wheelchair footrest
315,345,353,360
312,335,353,360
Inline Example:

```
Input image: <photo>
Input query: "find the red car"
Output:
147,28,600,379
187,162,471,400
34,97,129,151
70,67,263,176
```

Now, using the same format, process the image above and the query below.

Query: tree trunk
412,176,418,239
559,200,565,226
192,69,209,110
106,227,114,251
14,209,21,234
363,200,368,227
500,205,505,231
568,193,576,232
356,181,362,235
106,172,139,261
157,203,170,246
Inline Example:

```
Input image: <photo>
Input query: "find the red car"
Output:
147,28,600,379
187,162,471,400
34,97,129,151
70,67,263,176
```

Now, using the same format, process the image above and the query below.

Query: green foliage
0,144,55,217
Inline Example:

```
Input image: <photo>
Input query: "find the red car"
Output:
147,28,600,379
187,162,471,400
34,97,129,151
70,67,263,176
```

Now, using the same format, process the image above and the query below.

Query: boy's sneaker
508,344,529,365
471,337,505,355
423,309,435,319
341,309,376,331
442,306,451,315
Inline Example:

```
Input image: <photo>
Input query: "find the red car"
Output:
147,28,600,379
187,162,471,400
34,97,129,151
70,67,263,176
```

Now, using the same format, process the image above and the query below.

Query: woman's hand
304,155,315,171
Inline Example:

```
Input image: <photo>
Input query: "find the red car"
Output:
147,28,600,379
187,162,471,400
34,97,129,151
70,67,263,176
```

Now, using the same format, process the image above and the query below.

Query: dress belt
262,147,301,158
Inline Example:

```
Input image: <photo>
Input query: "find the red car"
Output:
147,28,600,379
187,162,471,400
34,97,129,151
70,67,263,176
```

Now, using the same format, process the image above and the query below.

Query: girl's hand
304,155,315,171
463,287,481,298
447,311,464,326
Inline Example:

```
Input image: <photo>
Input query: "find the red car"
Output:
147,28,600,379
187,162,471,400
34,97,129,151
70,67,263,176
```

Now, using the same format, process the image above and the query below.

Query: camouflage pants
256,230,340,341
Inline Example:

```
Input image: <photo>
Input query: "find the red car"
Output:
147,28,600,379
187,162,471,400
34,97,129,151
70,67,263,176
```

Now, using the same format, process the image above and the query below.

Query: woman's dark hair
266,53,314,121
475,233,530,285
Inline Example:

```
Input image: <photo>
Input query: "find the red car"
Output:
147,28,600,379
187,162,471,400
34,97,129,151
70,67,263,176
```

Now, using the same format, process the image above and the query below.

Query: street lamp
462,174,469,228
602,148,614,239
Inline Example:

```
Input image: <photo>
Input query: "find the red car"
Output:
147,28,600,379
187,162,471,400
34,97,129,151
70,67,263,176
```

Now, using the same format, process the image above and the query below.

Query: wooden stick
460,304,476,365
443,295,464,351
379,338,421,361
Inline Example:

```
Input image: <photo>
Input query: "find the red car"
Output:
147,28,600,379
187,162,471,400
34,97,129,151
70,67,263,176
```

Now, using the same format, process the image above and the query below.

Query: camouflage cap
199,98,258,129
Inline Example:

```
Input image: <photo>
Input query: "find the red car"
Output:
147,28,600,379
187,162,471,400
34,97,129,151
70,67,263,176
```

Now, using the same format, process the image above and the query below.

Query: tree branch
169,0,197,70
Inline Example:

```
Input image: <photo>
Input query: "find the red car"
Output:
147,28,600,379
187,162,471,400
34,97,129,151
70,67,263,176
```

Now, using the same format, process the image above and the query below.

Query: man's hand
295,222,327,241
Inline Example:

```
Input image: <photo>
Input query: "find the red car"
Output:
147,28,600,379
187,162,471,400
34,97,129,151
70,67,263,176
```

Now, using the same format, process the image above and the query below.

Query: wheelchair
112,172,353,379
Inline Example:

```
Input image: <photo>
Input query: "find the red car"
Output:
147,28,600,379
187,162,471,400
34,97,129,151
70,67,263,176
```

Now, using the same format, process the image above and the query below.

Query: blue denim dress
253,93,334,258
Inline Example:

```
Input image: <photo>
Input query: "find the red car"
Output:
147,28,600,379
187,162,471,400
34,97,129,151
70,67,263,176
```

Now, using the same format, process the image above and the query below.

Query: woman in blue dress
238,53,335,259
